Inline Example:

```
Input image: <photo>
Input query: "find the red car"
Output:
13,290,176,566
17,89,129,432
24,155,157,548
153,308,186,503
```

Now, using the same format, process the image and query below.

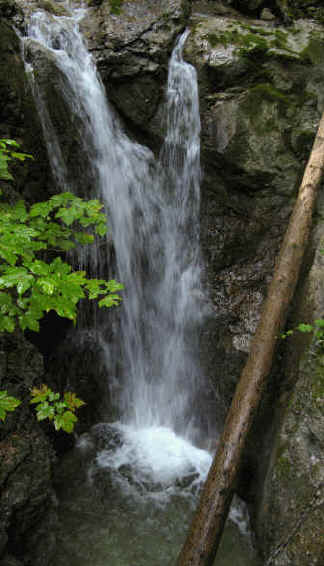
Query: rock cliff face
0,10,57,566
0,332,57,566
0,1,323,564
254,220,324,566
0,11,51,201
80,0,190,146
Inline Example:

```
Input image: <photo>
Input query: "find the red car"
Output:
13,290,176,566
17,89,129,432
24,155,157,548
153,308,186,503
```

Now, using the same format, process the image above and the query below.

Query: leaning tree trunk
176,112,324,566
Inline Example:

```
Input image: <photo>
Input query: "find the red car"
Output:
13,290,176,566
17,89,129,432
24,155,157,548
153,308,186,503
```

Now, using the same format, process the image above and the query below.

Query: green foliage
296,322,314,334
0,385,85,432
0,390,21,421
30,384,85,433
0,139,123,332
0,138,33,181
281,319,324,341
0,139,123,433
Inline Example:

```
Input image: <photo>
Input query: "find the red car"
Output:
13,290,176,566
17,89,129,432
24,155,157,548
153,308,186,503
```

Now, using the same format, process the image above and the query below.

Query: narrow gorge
0,1,323,566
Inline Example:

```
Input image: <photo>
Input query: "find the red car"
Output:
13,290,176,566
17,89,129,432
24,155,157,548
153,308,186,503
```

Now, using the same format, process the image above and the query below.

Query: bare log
176,112,324,566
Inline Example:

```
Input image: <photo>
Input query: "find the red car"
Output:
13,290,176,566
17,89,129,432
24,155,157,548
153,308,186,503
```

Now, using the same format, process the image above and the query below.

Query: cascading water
93,27,210,498
21,4,261,565
25,2,208,470
118,28,204,439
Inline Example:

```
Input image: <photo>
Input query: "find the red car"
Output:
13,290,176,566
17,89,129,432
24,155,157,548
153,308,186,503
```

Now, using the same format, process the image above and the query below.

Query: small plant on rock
30,385,85,433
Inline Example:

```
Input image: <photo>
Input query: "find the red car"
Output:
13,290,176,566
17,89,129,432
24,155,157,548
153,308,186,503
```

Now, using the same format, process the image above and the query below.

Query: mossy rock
37,0,70,16
187,16,324,69
108,0,124,15
300,37,324,65
275,0,324,21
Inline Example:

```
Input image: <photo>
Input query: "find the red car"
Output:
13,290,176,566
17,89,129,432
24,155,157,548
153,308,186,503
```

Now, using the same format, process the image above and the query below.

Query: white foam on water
95,423,212,500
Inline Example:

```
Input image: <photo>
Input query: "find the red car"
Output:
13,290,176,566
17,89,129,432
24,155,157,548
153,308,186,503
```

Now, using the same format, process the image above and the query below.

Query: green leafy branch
0,254,124,332
0,139,123,332
0,140,122,432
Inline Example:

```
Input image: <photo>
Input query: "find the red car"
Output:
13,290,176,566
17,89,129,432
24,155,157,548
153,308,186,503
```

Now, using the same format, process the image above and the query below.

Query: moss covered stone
37,0,69,16
109,0,124,15
245,82,291,106
300,37,324,64
206,25,297,59
275,0,324,21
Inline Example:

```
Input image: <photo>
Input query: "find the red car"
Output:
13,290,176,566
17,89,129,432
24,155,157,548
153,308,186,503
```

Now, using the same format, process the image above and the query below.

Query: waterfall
23,3,211,497
120,29,203,437
19,7,260,565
